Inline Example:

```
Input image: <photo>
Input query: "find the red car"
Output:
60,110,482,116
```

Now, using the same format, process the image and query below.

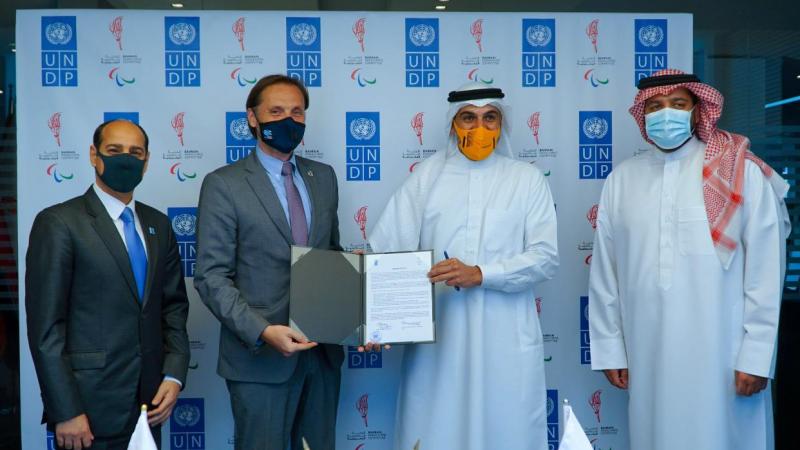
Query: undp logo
547,389,559,448
405,18,439,88
580,296,591,364
170,398,204,449
638,24,664,47
346,112,380,181
41,16,78,87
408,23,436,47
634,19,668,84
578,111,612,180
582,116,609,140
45,22,73,45
229,118,252,141
168,22,197,46
171,213,196,237
350,117,377,141
526,24,552,47
289,22,318,46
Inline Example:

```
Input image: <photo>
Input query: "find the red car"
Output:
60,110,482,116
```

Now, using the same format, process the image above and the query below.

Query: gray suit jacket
194,152,344,383
25,188,190,437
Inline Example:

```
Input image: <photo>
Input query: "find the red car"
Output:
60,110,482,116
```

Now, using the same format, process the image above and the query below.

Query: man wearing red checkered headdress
589,69,790,450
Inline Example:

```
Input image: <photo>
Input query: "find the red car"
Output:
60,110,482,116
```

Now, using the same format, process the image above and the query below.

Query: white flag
127,405,158,450
557,403,593,450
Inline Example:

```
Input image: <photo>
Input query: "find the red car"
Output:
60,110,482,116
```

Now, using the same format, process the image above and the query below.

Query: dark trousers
226,347,341,450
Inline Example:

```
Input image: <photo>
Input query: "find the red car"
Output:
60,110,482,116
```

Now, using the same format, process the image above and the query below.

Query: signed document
364,251,435,344
290,246,435,346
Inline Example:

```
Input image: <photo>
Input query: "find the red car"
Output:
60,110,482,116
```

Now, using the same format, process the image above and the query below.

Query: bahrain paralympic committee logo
411,112,424,145
233,17,245,51
172,112,186,146
589,389,602,423
587,204,599,229
46,164,74,183
170,163,196,182
354,206,368,240
223,17,262,88
356,394,369,427
353,18,366,52
528,112,541,145
49,112,62,146
586,19,599,53
109,16,123,51
101,16,139,87
471,19,484,52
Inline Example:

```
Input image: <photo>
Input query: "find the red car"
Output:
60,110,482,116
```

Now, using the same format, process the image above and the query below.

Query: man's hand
428,258,482,289
603,369,629,390
55,414,93,450
261,325,318,357
735,370,768,396
148,379,181,426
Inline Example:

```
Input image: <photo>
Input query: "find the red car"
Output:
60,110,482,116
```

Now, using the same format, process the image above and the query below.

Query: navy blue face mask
96,153,146,193
257,117,306,154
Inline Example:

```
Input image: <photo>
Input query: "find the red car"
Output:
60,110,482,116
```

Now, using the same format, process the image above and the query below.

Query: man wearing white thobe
369,83,558,450
589,69,790,450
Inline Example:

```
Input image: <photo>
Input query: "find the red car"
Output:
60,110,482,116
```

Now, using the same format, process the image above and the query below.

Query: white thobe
371,150,558,450
589,137,783,450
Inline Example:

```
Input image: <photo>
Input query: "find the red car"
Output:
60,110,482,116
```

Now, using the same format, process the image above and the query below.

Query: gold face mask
453,124,501,161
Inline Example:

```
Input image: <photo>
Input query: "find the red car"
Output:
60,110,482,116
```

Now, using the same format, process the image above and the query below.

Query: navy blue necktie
120,207,147,301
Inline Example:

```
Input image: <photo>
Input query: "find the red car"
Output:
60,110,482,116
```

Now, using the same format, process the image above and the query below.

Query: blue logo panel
580,296,591,364
346,112,381,181
578,111,613,180
41,16,78,87
405,18,439,87
225,112,256,164
170,398,205,450
547,389,559,449
286,17,322,87
634,19,668,85
168,207,198,278
347,346,383,368
104,112,140,123
522,18,556,88
164,17,201,87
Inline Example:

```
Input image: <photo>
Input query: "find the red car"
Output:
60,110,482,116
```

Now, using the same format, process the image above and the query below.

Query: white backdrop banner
17,10,692,450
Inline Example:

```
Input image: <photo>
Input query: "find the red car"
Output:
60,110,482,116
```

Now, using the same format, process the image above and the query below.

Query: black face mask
96,153,146,193
256,117,306,154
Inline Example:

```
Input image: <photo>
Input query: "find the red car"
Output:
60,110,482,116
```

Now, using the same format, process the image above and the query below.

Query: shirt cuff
163,375,183,388
735,338,775,379
478,263,503,290
589,337,629,371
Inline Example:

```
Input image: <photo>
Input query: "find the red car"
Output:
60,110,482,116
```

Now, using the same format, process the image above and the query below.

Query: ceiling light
171,2,184,7
0,90,4,95
435,5,446,10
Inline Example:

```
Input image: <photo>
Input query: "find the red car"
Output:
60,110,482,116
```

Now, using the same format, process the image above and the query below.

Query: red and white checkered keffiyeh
630,68,785,268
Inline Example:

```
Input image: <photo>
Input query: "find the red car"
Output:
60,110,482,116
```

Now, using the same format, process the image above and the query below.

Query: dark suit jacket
194,152,344,384
25,187,190,438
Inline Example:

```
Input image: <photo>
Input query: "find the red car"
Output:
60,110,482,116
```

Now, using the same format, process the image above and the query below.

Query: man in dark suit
26,119,190,450
194,74,343,450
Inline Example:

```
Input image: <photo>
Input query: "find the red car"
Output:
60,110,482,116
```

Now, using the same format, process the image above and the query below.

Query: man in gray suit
194,74,344,450
26,119,190,450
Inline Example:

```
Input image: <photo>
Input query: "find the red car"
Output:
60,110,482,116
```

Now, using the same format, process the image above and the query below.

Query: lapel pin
148,226,156,235
307,170,314,177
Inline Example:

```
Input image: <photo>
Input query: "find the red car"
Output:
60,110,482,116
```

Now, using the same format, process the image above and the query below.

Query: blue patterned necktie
120,207,147,301
281,161,308,246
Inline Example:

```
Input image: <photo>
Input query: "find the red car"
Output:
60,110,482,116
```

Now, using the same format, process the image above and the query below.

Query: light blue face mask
644,107,694,151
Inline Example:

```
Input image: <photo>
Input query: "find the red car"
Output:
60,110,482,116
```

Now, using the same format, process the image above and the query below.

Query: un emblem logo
546,397,555,417
582,117,609,140
408,24,436,47
45,22,73,45
168,23,197,46
638,25,664,47
173,403,201,428
526,25,552,47
171,214,197,237
584,304,590,322
350,118,377,141
290,23,318,46
229,118,252,141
